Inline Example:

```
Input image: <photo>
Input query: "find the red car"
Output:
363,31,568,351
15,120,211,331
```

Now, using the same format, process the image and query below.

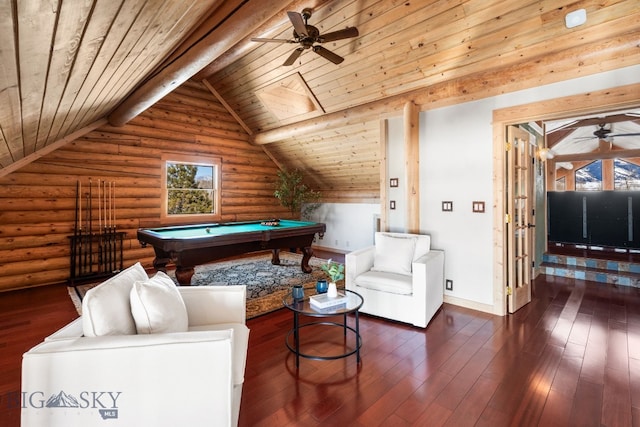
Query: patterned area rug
68,252,330,319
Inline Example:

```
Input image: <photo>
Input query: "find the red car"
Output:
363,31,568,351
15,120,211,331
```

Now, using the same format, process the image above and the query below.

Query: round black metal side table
283,289,363,368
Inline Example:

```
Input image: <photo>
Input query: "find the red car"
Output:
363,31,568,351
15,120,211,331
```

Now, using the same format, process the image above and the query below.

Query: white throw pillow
413,235,431,261
371,234,416,276
130,271,189,334
82,262,148,337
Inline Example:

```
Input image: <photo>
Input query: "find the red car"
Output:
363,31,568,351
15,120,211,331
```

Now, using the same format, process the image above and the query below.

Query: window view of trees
166,163,214,215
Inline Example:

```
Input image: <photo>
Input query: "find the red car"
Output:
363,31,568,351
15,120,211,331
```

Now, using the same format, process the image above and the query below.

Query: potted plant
274,169,321,219
320,259,345,297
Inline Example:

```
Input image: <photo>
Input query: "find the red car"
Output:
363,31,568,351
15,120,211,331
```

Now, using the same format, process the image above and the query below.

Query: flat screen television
547,191,640,249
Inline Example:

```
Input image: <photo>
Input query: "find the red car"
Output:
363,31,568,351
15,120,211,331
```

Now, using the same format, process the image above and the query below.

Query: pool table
137,220,326,285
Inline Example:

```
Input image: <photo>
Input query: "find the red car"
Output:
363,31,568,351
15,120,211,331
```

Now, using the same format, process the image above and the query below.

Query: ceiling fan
251,8,359,66
579,124,640,141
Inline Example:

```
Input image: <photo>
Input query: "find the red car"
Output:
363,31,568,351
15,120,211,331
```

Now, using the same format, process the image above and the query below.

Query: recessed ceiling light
565,9,587,29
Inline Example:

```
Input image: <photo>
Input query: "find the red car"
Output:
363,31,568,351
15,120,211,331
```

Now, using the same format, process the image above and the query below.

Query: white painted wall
420,64,640,308
307,202,380,253
311,64,640,311
421,102,494,305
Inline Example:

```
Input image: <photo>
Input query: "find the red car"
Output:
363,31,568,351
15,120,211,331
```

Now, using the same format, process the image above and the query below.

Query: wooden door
506,126,534,313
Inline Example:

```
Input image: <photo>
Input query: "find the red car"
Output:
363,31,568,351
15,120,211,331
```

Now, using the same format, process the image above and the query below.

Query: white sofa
21,263,249,427
346,232,444,328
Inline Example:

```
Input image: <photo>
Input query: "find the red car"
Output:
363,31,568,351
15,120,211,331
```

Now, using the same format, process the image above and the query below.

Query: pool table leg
175,266,195,285
271,249,281,266
153,256,170,274
271,247,313,273
300,246,313,273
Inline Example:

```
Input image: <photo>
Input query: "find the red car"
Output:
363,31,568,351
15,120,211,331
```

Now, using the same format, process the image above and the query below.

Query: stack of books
309,292,348,311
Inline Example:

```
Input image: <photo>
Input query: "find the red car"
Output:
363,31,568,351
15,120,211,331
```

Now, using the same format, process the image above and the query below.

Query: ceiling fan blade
251,38,293,43
318,27,359,43
287,11,308,37
283,48,304,66
313,45,344,64
575,132,640,141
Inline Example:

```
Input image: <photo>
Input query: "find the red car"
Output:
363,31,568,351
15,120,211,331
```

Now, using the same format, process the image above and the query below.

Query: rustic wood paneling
0,0,638,291
0,0,223,169
208,0,640,132
203,0,640,195
2,0,639,196
262,119,381,198
0,82,286,292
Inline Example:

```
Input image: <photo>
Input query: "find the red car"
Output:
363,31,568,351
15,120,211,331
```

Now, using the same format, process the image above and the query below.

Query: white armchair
21,263,249,427
346,232,444,328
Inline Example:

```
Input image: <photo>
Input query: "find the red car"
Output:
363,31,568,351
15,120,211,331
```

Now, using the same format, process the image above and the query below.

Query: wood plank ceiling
1,0,639,198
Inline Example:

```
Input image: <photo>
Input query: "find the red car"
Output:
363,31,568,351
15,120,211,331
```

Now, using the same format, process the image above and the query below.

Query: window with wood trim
614,159,640,190
161,153,221,224
575,160,602,191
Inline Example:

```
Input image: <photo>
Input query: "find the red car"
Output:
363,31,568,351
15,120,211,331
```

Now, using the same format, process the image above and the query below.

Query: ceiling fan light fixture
565,9,587,29
253,9,359,66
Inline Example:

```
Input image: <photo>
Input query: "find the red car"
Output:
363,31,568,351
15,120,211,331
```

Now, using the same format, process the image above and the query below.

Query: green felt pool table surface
144,220,319,239
137,220,326,285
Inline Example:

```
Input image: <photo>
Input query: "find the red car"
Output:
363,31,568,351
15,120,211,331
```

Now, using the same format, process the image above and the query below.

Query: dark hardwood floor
2,258,639,426
0,283,78,426
241,275,640,426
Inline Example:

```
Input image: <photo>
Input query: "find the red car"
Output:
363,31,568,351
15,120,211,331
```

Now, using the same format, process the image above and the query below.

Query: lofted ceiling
1,0,640,196
546,110,640,157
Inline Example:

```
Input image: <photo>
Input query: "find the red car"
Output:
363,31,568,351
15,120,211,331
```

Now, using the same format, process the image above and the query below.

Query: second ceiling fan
251,8,359,66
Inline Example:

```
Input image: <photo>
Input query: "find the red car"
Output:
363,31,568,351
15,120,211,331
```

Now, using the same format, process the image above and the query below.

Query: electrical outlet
445,279,453,291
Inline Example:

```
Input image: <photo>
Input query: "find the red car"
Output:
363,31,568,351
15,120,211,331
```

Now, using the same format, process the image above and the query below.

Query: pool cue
84,193,89,274
103,180,108,272
111,181,116,272
71,180,79,279
107,181,112,271
78,180,83,277
98,179,103,273
112,181,116,272
89,178,93,273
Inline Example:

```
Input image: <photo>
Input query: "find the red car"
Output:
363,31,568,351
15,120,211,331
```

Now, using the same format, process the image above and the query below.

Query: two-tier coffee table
283,289,363,368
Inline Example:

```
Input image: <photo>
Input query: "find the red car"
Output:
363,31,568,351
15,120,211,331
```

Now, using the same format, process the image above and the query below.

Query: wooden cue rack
68,178,126,288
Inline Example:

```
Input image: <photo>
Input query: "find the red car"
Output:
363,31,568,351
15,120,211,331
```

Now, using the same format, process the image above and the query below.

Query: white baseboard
312,244,349,255
444,295,497,315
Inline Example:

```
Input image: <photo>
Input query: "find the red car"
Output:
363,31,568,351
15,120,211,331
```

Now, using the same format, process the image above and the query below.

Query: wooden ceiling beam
252,32,640,145
547,128,575,149
553,147,640,163
556,113,640,130
160,0,244,68
107,0,293,127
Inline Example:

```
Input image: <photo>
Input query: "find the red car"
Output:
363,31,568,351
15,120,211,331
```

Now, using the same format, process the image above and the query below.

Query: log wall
0,81,288,292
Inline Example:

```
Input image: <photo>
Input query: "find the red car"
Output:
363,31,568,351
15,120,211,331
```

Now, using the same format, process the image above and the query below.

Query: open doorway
543,110,640,260
491,83,640,316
